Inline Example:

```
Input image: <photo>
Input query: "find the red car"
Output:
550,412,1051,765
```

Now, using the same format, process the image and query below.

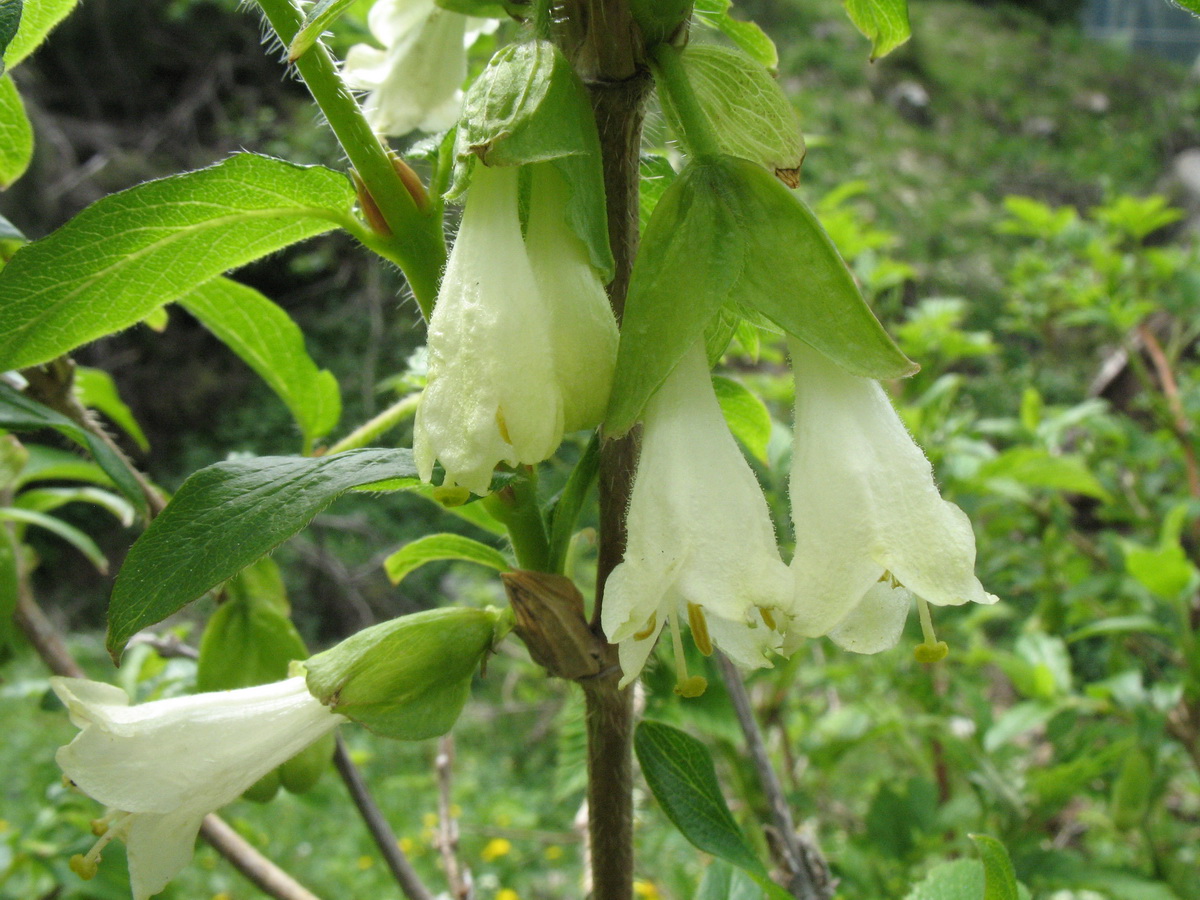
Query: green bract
305,606,511,740
659,43,805,186
449,40,613,278
606,154,915,435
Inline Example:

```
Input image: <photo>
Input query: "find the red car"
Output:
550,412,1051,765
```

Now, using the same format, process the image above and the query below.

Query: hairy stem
252,0,444,314
554,3,652,898
325,392,421,456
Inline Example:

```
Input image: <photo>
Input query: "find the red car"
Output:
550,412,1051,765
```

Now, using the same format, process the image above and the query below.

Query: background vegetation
3,0,1200,897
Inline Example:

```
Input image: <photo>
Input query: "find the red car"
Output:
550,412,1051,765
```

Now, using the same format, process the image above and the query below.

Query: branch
334,735,436,900
435,735,473,900
715,654,832,900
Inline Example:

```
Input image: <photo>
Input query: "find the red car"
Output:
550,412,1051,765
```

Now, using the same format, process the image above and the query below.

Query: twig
435,735,473,900
715,653,832,900
13,583,325,900
334,735,435,900
1138,324,1200,503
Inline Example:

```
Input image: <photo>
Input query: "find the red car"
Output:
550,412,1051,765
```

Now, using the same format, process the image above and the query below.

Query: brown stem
1137,324,1200,503
715,654,832,900
13,583,324,900
334,735,435,900
435,735,473,900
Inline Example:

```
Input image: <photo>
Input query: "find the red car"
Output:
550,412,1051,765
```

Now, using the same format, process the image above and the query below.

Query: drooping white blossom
786,338,997,652
53,676,343,900
602,341,792,692
342,0,488,136
414,163,617,495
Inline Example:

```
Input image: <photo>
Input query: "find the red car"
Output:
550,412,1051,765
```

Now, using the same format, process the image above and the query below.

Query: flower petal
827,582,912,654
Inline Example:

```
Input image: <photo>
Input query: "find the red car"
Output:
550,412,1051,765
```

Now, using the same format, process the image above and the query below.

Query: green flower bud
305,606,512,740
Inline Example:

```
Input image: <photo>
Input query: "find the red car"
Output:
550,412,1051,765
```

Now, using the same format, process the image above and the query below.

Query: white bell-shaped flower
342,0,484,136
786,338,997,652
414,163,617,495
526,166,619,433
53,676,343,900
602,341,792,693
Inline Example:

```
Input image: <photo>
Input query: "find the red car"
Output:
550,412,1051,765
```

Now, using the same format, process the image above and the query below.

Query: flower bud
304,606,512,740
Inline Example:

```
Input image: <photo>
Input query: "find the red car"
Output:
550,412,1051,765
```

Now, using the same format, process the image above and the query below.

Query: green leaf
383,533,510,585
546,433,600,574
3,0,73,70
179,277,341,450
287,0,356,61
15,486,136,526
1066,615,1169,643
903,859,984,900
634,719,764,875
73,367,149,452
712,375,771,465
0,154,356,371
107,448,420,658
692,0,778,70
0,382,146,515
969,835,1020,900
1122,515,1199,601
436,0,509,14
451,41,613,278
0,526,18,649
1178,0,1200,15
639,154,677,233
0,0,20,72
843,0,911,61
1109,748,1153,830
13,444,112,489
607,156,913,435
0,505,107,572
0,74,31,188
695,860,765,900
660,44,803,183
976,447,1111,501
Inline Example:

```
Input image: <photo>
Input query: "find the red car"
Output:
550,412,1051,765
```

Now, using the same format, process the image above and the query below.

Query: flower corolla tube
786,338,997,654
53,676,344,900
602,341,792,694
342,0,491,136
414,164,617,495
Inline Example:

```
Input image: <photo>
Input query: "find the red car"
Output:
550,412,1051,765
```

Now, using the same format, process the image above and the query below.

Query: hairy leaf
3,0,73,70
0,74,31,188
635,720,764,874
970,835,1020,900
384,532,510,585
0,154,356,370
107,449,420,658
288,0,356,61
179,277,341,450
0,0,20,72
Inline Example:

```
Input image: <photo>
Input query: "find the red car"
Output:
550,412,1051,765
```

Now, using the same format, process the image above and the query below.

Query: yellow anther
687,603,713,656
432,485,471,507
495,409,512,445
632,615,657,641
914,597,949,663
674,675,708,698
90,819,108,837
69,854,99,880
758,606,778,631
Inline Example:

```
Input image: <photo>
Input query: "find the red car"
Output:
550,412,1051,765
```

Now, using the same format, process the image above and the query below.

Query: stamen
70,812,134,882
914,597,949,663
687,603,714,656
495,409,512,445
632,615,657,641
758,607,778,631
669,614,707,698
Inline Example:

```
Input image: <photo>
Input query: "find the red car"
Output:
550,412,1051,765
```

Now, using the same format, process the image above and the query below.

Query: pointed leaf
179,277,341,449
14,444,112,489
692,0,778,70
16,486,136,526
969,835,1021,900
383,533,510,585
843,0,911,61
0,154,356,370
107,448,420,658
74,367,149,452
0,382,146,514
635,719,764,875
3,0,73,70
0,74,31,188
0,0,20,71
546,433,600,573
